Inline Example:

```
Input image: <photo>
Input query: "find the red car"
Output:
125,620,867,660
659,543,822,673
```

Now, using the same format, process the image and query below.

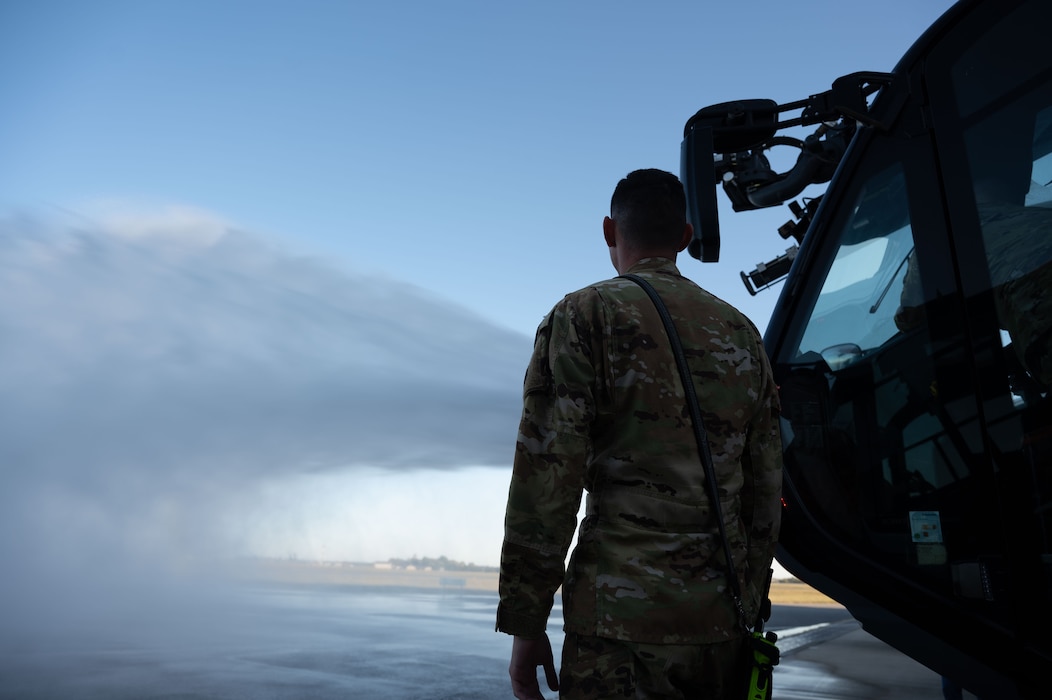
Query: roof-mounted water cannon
680,72,901,291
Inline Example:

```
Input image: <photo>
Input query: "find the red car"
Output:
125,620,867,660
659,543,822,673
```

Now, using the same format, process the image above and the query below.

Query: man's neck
616,251,676,274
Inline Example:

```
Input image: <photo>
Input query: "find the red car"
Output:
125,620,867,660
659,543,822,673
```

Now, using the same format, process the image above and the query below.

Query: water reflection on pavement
0,582,948,699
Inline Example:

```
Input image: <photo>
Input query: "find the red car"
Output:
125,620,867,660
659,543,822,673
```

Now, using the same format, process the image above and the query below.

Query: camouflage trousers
558,632,747,699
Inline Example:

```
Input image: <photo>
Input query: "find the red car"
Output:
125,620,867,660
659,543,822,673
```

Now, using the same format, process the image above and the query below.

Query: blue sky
0,0,955,605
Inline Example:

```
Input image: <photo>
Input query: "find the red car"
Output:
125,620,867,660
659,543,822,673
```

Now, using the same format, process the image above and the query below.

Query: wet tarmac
0,582,969,699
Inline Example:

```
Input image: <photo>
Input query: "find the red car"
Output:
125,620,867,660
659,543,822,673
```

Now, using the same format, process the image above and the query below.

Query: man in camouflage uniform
977,201,1052,387
895,199,1052,387
496,169,783,699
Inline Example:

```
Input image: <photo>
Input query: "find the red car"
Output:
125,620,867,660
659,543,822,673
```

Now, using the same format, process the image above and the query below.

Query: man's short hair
610,169,687,248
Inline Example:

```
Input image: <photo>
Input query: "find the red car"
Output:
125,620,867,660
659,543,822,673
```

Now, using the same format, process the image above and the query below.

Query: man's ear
677,223,693,252
603,216,617,247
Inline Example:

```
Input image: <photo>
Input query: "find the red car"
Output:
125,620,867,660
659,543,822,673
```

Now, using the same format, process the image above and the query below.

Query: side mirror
681,124,720,262
821,343,863,372
681,99,780,263
684,99,780,153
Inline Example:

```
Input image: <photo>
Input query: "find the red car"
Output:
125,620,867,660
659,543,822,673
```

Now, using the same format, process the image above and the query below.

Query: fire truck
681,0,1052,695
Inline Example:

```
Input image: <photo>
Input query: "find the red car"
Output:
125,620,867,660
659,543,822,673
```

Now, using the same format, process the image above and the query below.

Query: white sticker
909,510,944,544
915,544,947,565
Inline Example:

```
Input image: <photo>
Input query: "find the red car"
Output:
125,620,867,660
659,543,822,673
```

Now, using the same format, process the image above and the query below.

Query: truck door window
949,30,1052,610
896,0,1052,625
777,160,985,571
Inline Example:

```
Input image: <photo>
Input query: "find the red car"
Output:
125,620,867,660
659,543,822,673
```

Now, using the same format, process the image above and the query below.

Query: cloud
0,210,530,632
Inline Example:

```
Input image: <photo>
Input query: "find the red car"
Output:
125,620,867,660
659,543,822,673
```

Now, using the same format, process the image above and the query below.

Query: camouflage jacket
979,202,1052,385
898,202,1052,384
497,257,782,644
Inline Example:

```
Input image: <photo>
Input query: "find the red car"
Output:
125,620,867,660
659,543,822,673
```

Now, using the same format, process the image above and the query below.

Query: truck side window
778,161,981,567
948,20,1052,608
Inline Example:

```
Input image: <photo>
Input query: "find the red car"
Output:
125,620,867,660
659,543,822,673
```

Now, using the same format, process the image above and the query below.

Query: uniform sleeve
739,335,784,614
496,298,594,638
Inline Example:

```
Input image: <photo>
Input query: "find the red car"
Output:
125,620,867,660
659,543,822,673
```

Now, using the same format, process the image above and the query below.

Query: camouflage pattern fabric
895,202,1052,385
978,202,1052,288
979,202,1052,387
558,632,747,700
496,257,782,644
894,250,925,332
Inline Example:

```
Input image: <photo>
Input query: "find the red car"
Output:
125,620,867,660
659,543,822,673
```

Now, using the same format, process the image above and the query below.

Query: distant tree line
387,555,497,572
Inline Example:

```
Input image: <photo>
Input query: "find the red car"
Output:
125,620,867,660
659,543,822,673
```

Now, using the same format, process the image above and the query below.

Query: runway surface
0,581,967,699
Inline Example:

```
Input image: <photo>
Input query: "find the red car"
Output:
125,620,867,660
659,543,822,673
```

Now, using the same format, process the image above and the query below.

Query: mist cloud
0,211,530,631
2,212,528,472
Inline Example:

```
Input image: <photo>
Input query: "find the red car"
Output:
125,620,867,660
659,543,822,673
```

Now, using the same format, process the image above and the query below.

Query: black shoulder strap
620,273,750,632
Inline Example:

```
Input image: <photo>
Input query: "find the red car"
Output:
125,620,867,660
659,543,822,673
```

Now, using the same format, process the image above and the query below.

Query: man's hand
509,633,559,700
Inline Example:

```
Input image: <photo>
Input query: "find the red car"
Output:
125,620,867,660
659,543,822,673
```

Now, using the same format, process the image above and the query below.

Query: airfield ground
232,559,841,607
